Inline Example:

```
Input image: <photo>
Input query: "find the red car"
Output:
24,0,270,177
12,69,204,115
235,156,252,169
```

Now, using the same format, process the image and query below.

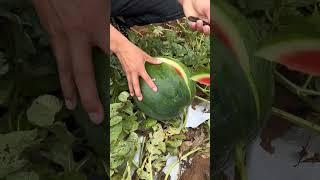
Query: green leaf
27,95,62,127
141,118,157,129
118,91,130,102
122,116,138,133
111,140,131,157
40,140,78,172
0,52,9,75
48,122,75,145
110,122,122,143
6,171,39,180
122,102,134,115
166,126,182,136
0,77,14,107
0,130,39,178
110,115,123,127
136,156,153,180
110,155,124,170
110,103,123,119
51,172,87,180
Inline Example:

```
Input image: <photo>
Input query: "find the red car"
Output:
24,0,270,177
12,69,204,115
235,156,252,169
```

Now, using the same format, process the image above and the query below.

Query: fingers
203,25,210,35
196,20,204,32
126,72,134,97
188,20,210,34
126,70,157,100
132,74,142,101
188,21,197,30
69,35,104,124
51,36,78,110
144,55,162,64
140,70,157,92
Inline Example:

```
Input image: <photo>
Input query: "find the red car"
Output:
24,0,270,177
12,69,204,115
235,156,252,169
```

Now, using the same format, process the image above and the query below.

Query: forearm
110,24,130,54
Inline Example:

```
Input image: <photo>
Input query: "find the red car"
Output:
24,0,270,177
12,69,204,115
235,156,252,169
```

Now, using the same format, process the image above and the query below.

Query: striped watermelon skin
213,1,274,173
134,57,196,120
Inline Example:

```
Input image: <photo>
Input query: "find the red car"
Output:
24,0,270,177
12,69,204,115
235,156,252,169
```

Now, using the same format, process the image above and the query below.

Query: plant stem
272,107,320,134
76,153,91,172
139,137,146,166
182,109,188,128
194,95,210,104
302,75,313,89
196,84,210,96
275,70,320,96
121,162,131,180
234,143,247,180
8,84,19,131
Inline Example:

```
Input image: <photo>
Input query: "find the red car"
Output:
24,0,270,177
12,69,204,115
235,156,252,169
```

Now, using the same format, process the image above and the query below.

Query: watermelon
255,17,320,75
190,73,210,86
213,1,274,173
134,57,196,120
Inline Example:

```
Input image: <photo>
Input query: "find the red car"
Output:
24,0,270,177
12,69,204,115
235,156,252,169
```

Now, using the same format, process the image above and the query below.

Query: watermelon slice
255,16,320,75
190,73,210,86
256,39,320,75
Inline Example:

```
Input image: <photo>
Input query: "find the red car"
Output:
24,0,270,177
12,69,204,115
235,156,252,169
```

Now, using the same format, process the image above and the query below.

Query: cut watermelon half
255,39,320,75
190,73,210,86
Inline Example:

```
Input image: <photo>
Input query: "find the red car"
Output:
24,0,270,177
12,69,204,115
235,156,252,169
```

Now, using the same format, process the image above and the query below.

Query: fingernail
89,112,103,124
130,92,134,96
152,87,157,92
138,96,142,101
65,99,76,110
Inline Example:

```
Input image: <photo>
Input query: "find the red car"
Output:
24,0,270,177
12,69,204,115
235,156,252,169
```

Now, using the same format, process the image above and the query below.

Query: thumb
144,54,162,64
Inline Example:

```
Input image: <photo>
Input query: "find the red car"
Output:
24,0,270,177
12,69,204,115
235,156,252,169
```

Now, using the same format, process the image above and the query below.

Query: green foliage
110,92,139,177
127,23,210,74
0,130,39,178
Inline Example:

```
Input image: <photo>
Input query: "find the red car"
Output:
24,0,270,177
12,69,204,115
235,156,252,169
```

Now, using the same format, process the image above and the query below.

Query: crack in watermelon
279,49,320,75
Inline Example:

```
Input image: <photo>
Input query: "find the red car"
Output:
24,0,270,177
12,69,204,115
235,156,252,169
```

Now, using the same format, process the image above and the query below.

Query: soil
180,154,210,180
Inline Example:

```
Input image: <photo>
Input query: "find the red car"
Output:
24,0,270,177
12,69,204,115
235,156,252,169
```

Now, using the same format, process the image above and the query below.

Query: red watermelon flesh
279,49,320,75
190,73,210,86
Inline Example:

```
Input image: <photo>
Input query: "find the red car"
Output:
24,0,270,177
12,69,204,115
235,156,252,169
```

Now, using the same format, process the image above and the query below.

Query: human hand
113,42,161,101
110,26,161,101
32,0,108,124
178,0,210,35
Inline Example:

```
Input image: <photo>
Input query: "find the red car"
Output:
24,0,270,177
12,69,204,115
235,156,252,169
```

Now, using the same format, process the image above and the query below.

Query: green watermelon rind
156,57,196,99
215,1,261,119
255,39,320,62
190,73,210,86
213,1,275,173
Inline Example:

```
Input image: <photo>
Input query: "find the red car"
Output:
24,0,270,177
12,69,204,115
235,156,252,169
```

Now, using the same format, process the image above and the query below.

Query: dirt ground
180,154,210,180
